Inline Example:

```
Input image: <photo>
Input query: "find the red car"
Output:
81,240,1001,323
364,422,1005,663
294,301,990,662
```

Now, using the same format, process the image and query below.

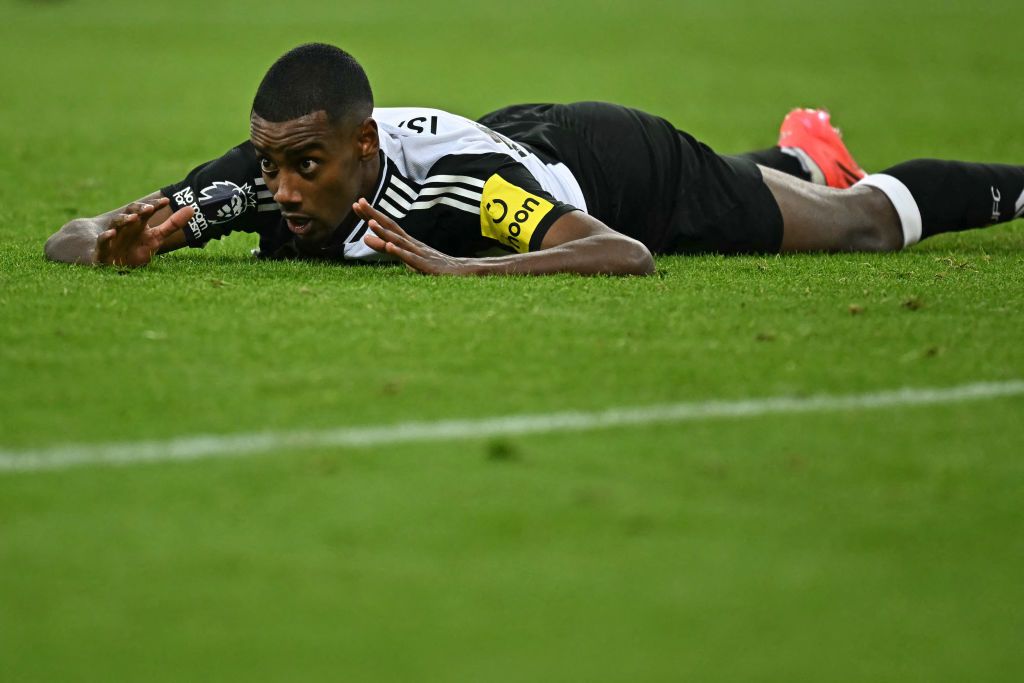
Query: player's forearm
44,192,183,265
464,234,655,276
44,218,104,264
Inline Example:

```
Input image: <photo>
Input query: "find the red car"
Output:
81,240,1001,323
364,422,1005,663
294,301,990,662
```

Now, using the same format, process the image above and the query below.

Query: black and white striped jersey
161,107,588,261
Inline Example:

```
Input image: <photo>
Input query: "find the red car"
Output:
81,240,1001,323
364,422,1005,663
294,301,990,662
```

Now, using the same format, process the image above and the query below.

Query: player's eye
258,157,278,174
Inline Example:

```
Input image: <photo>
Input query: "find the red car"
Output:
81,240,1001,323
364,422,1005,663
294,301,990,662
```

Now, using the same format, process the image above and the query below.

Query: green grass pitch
2,0,1023,680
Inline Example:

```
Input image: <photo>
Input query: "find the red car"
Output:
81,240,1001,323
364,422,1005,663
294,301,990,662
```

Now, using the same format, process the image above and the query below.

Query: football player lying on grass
46,43,1024,276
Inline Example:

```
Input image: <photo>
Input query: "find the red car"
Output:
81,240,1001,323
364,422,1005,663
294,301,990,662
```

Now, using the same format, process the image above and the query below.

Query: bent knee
836,189,903,252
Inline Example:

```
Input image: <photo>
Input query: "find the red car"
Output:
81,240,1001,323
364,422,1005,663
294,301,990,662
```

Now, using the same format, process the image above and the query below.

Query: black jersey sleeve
398,152,578,257
160,141,281,247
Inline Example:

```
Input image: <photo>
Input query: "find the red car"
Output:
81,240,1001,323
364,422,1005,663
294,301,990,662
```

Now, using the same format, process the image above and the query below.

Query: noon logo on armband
479,174,553,253
172,185,208,240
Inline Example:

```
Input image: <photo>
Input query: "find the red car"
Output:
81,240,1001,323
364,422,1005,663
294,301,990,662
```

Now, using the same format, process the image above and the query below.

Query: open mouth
284,215,313,236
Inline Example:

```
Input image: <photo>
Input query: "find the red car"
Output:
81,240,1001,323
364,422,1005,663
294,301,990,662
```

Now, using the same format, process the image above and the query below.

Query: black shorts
478,102,784,255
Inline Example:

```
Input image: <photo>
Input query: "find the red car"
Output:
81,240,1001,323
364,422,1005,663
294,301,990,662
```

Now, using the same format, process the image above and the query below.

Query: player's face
250,110,379,248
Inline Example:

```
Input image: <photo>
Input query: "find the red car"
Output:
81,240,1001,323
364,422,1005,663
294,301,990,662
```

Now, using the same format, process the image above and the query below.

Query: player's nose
273,172,302,206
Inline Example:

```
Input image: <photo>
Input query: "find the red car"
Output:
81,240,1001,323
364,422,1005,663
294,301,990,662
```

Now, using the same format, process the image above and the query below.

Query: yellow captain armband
479,174,555,253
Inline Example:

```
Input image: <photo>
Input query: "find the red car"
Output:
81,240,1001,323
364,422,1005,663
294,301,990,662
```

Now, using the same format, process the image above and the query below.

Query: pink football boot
778,108,866,189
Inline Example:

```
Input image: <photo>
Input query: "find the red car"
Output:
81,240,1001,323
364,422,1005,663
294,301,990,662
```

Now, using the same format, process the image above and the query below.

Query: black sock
733,147,812,182
876,159,1024,242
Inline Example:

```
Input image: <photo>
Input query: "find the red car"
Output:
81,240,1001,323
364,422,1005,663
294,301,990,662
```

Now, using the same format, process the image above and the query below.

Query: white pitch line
1,380,1022,475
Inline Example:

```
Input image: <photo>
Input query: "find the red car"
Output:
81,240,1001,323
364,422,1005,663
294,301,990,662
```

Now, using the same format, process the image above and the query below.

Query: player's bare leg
762,155,1024,253
760,167,902,252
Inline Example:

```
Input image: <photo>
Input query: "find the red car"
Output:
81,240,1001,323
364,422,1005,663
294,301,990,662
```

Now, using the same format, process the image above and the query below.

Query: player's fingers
110,213,140,230
353,198,388,220
125,198,169,221
95,228,117,261
355,199,407,234
362,232,388,252
125,201,156,218
366,202,398,229
366,217,395,239
369,219,421,254
384,242,429,274
367,216,422,250
138,203,159,220
152,205,195,239
373,206,413,239
122,212,147,239
352,199,378,223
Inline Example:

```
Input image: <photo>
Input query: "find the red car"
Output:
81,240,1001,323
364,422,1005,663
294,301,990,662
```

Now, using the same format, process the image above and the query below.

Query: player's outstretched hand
95,199,194,267
354,199,472,275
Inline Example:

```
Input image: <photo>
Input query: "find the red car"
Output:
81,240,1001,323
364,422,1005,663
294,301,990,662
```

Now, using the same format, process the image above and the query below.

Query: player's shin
856,160,1024,248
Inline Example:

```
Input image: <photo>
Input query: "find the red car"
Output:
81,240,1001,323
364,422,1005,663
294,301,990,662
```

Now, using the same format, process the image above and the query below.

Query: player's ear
356,118,379,160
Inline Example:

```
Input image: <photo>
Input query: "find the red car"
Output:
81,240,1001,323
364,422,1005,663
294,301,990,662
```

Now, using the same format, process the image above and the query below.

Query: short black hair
251,43,373,125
